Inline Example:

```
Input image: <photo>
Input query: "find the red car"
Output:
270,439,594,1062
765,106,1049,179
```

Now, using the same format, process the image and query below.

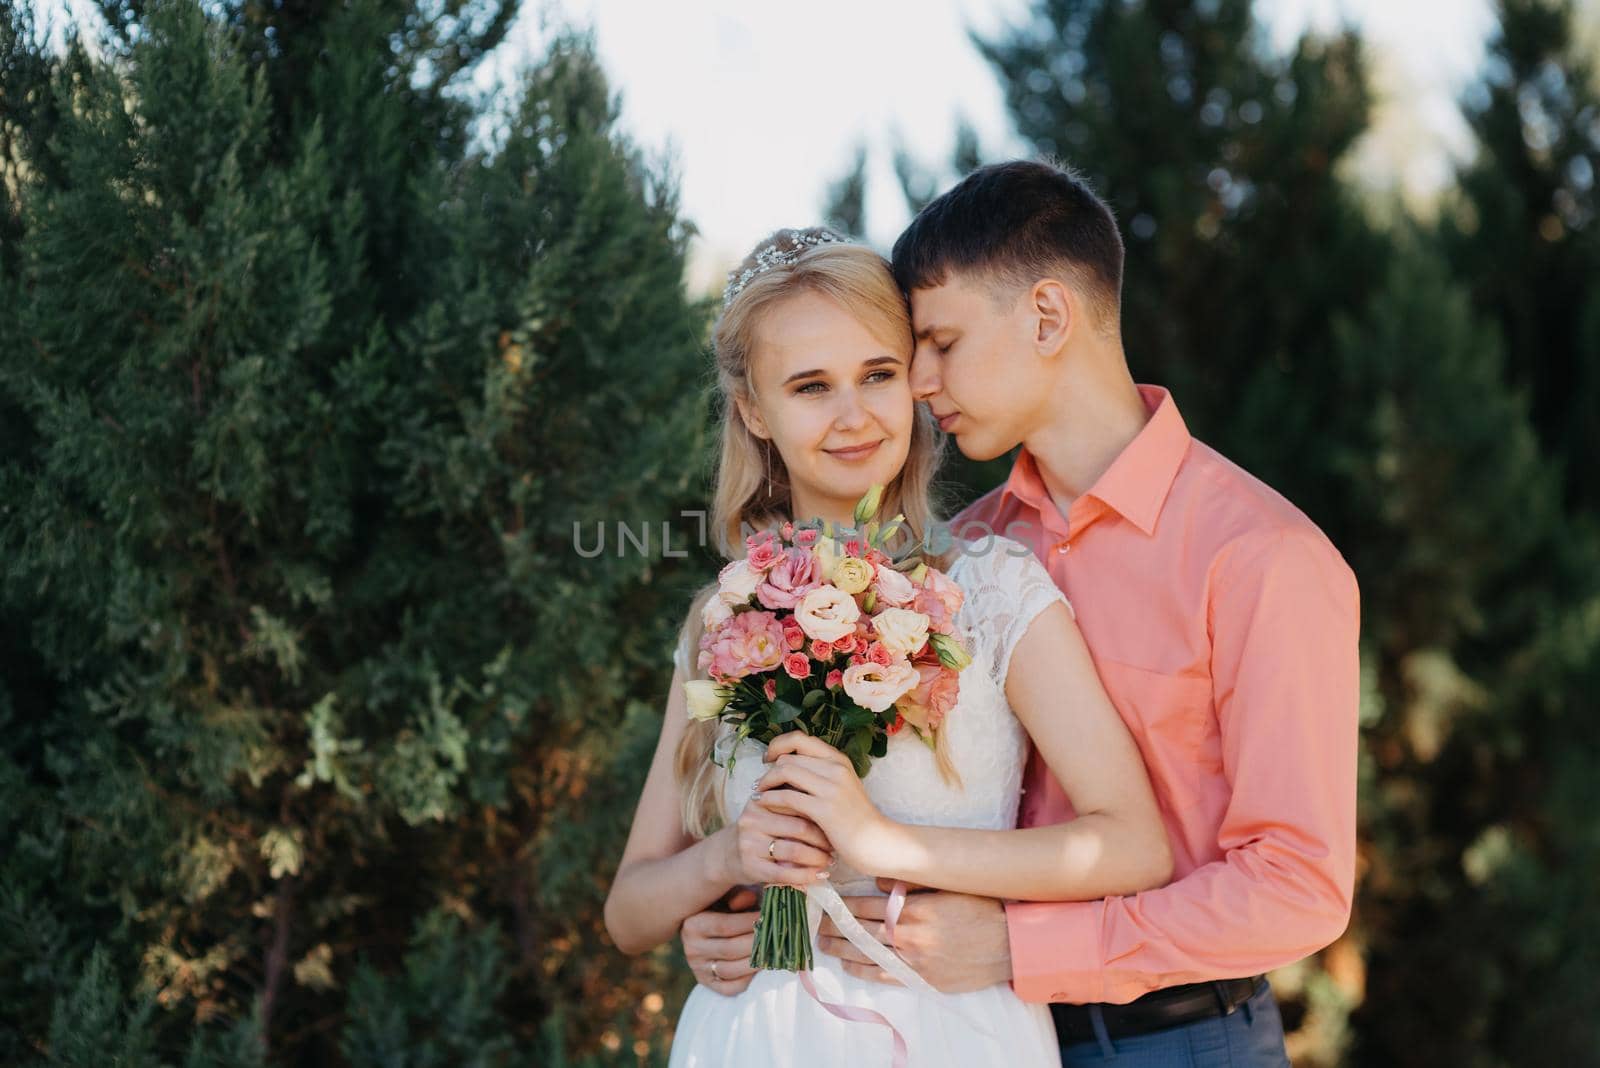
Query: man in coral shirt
681,159,1360,1065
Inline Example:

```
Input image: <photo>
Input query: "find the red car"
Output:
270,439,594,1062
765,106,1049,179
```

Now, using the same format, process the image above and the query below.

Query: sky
36,0,1504,294
481,0,1500,293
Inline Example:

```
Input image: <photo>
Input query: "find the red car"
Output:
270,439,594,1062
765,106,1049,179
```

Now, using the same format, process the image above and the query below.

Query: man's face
906,272,1051,462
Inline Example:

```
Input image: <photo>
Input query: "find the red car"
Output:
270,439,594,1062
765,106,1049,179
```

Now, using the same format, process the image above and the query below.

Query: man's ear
735,393,771,441
1030,279,1074,357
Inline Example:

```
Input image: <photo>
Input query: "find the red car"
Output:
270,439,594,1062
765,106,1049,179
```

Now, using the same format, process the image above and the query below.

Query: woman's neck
785,489,857,533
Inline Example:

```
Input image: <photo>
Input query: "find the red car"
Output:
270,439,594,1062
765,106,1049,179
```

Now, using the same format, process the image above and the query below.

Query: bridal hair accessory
722,228,848,307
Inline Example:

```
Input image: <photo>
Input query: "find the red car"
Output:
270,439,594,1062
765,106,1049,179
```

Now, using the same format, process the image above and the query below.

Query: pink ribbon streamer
797,969,909,1068
791,880,916,1068
884,879,908,948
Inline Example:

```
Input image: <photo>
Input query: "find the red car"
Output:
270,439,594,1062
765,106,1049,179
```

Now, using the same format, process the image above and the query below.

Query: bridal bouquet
682,485,973,972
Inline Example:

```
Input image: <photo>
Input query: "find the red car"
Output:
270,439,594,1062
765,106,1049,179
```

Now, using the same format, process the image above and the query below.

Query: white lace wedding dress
668,536,1070,1068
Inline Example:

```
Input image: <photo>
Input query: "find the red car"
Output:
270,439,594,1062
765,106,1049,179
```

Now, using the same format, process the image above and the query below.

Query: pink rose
794,528,820,548
746,531,783,572
832,633,858,656
809,639,834,660
897,663,961,732
913,568,965,635
763,677,778,701
865,642,893,668
782,653,811,680
872,564,917,608
781,521,795,541
843,538,864,557
699,609,786,681
825,669,843,689
757,547,821,611
886,711,905,735
780,615,806,651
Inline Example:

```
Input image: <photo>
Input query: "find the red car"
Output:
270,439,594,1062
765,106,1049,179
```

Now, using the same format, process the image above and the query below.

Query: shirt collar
999,384,1191,537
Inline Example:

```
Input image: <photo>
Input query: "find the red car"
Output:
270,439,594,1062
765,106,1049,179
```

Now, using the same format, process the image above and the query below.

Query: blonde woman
604,229,1171,1067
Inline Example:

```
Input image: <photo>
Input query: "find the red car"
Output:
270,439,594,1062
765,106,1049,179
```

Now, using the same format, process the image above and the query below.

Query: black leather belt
1051,976,1266,1044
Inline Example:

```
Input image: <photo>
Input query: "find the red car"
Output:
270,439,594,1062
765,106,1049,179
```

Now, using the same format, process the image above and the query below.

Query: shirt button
1055,541,1071,554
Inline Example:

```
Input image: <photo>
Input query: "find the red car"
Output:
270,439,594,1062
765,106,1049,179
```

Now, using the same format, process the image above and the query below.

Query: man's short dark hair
891,159,1124,333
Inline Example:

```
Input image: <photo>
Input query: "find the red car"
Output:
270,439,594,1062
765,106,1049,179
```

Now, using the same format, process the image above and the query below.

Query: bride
604,228,1172,1067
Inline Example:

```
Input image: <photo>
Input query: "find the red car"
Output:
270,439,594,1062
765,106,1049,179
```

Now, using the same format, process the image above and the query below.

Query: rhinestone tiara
721,228,848,307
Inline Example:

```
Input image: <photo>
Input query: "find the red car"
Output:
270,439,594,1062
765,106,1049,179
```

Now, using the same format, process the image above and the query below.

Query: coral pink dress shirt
952,385,1361,1006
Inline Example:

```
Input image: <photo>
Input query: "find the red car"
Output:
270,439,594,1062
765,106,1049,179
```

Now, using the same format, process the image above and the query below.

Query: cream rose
811,535,842,583
717,558,762,604
794,585,862,643
841,660,920,713
701,596,733,630
683,680,730,721
871,607,931,658
832,556,874,595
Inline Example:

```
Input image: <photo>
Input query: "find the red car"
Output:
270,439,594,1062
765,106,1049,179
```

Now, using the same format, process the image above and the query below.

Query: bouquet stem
749,884,812,972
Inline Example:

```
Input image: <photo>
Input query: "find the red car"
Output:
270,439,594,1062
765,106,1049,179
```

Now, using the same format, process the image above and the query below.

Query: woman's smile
824,439,884,461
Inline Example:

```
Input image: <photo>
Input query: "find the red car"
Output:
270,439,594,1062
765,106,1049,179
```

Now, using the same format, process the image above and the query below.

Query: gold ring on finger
768,839,778,859
710,961,722,981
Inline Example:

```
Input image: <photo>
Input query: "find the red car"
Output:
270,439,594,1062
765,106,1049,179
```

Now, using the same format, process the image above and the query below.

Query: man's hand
680,886,761,996
818,878,1011,993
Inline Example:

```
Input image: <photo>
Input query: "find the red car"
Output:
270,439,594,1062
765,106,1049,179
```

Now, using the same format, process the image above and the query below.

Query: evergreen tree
822,143,868,239
1443,0,1600,516
1326,238,1600,1066
0,0,710,1061
972,0,1390,525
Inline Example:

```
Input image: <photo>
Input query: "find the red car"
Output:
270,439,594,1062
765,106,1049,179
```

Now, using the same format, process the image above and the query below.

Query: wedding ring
767,839,778,859
710,961,722,981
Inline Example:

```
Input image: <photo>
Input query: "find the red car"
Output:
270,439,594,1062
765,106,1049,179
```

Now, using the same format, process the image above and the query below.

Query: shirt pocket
1091,656,1214,813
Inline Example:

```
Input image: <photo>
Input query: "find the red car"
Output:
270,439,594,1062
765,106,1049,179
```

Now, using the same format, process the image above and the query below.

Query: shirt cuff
1004,898,1106,1004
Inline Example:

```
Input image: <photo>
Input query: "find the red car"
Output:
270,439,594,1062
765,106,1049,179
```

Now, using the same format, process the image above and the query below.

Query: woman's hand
753,732,899,874
720,784,835,888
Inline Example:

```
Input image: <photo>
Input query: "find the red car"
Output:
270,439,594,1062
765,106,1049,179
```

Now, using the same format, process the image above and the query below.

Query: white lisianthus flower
841,660,920,713
717,558,762,604
794,585,861,643
871,607,932,658
683,680,730,721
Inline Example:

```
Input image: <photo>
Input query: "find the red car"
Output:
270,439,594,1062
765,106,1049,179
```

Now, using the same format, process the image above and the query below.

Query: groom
680,160,1360,1065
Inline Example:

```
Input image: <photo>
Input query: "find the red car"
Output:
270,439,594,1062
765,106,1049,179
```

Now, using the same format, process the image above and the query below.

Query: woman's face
737,290,914,527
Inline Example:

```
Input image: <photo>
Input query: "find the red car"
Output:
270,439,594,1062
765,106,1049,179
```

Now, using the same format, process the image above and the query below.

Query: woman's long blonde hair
673,229,953,838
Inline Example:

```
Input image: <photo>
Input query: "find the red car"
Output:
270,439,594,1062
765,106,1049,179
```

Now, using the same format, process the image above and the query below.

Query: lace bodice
681,536,1071,896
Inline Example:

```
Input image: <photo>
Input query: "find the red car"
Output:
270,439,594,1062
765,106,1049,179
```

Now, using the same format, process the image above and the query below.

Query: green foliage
1,0,709,1061
1443,0,1600,516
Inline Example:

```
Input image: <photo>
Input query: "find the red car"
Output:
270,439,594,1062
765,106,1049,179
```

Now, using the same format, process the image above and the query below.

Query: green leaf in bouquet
870,733,888,758
841,704,874,730
801,687,827,710
769,698,804,725
843,731,874,778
